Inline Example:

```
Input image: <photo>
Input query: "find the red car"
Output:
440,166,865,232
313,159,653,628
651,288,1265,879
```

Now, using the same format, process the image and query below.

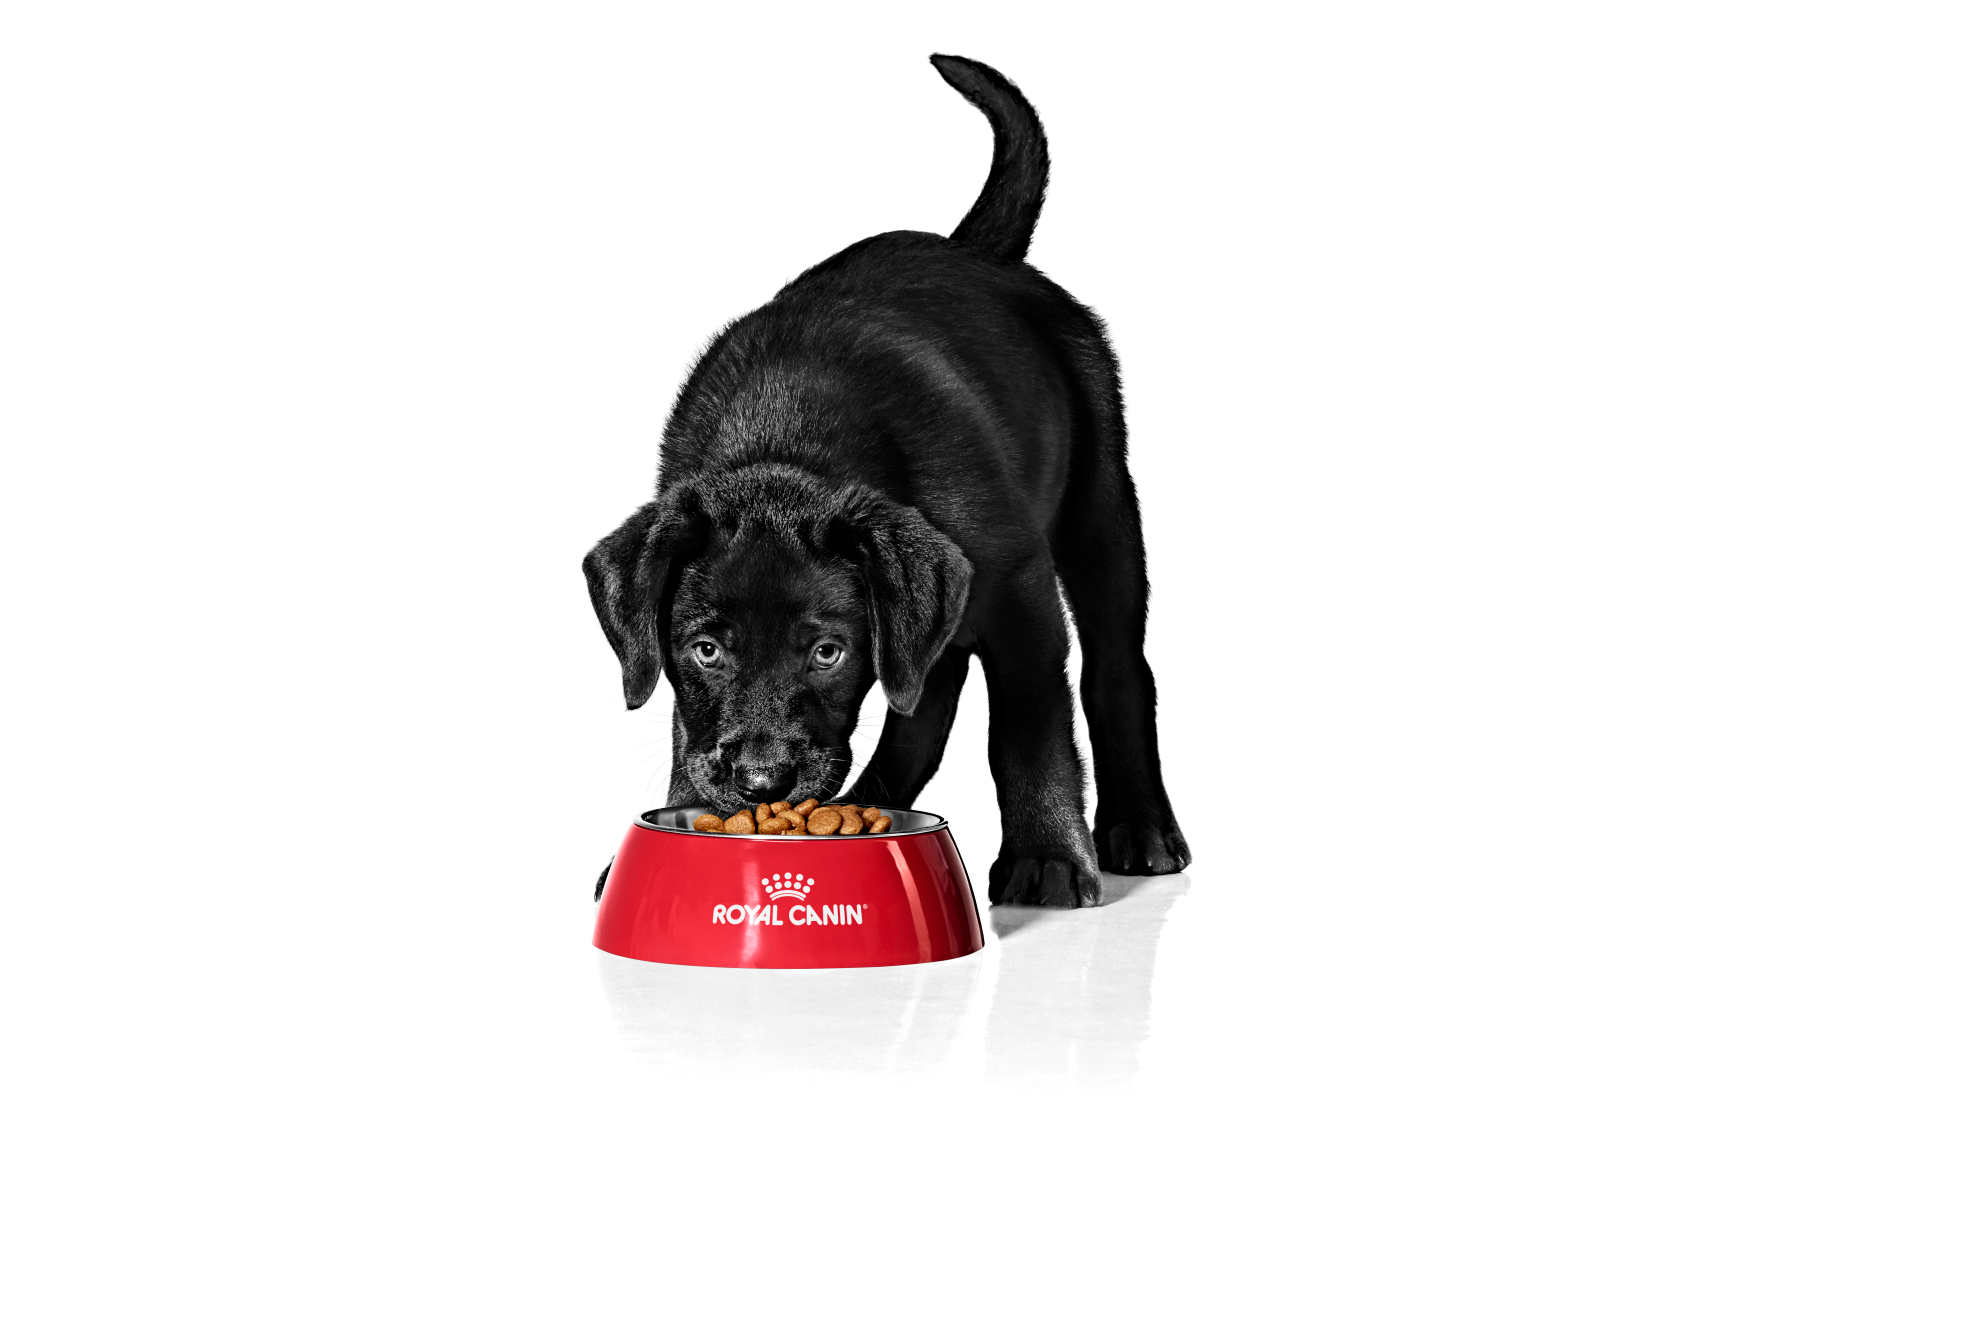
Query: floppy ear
837,494,974,715
581,486,702,709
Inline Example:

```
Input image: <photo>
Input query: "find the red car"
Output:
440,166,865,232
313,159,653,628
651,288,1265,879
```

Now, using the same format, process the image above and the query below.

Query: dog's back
654,57,1114,558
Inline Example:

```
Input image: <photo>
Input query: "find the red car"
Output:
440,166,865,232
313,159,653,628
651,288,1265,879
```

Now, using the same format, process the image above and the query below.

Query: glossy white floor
600,871,1190,1080
6,6,1977,1316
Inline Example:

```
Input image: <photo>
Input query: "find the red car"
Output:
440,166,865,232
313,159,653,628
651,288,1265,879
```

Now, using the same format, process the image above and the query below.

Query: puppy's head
583,465,972,813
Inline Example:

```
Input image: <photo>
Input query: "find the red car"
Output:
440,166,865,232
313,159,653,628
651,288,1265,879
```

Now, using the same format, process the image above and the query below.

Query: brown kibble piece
860,806,883,825
722,811,755,835
793,799,819,818
837,812,863,835
777,811,806,833
770,801,792,816
692,814,725,833
868,815,892,834
806,806,842,835
755,802,774,825
757,816,789,835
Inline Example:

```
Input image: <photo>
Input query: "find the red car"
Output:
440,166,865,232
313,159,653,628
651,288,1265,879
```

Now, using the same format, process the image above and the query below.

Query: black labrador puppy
584,55,1187,907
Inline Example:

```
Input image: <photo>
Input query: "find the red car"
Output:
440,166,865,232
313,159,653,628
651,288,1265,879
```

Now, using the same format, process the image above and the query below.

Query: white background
4,2,1976,1315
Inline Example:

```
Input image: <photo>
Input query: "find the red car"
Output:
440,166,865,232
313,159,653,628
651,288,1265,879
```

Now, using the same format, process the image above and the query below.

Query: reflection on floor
598,872,1189,1081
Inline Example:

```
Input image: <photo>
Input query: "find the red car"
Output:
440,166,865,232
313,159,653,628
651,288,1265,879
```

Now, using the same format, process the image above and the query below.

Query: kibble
690,802,895,836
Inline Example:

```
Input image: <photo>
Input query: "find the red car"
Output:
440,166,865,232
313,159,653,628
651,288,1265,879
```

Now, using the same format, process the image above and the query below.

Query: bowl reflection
598,871,1190,1080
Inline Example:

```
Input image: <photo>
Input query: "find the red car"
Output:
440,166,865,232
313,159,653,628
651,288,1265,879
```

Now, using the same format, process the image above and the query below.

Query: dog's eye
811,641,845,670
690,639,723,667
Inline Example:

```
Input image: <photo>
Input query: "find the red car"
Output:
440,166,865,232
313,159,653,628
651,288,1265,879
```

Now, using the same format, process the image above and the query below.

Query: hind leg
845,644,973,807
1053,341,1191,875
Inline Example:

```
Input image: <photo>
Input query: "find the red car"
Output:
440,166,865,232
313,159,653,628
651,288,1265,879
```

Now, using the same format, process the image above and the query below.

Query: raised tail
930,54,1049,262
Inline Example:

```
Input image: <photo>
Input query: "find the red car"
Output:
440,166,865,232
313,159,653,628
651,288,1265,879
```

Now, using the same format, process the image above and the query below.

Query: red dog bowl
594,806,984,969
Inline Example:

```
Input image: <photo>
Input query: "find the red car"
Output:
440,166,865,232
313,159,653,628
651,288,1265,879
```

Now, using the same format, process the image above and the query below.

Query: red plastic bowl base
593,819,984,970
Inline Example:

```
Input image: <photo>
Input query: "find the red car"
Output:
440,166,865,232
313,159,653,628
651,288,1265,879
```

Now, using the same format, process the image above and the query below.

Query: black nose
734,764,797,804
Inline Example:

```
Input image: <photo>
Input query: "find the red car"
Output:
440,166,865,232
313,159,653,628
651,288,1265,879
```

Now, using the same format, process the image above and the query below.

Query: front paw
989,845,1102,907
1093,808,1191,876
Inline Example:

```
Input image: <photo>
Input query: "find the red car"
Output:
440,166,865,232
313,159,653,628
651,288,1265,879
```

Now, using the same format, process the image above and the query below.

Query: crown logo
761,872,815,903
